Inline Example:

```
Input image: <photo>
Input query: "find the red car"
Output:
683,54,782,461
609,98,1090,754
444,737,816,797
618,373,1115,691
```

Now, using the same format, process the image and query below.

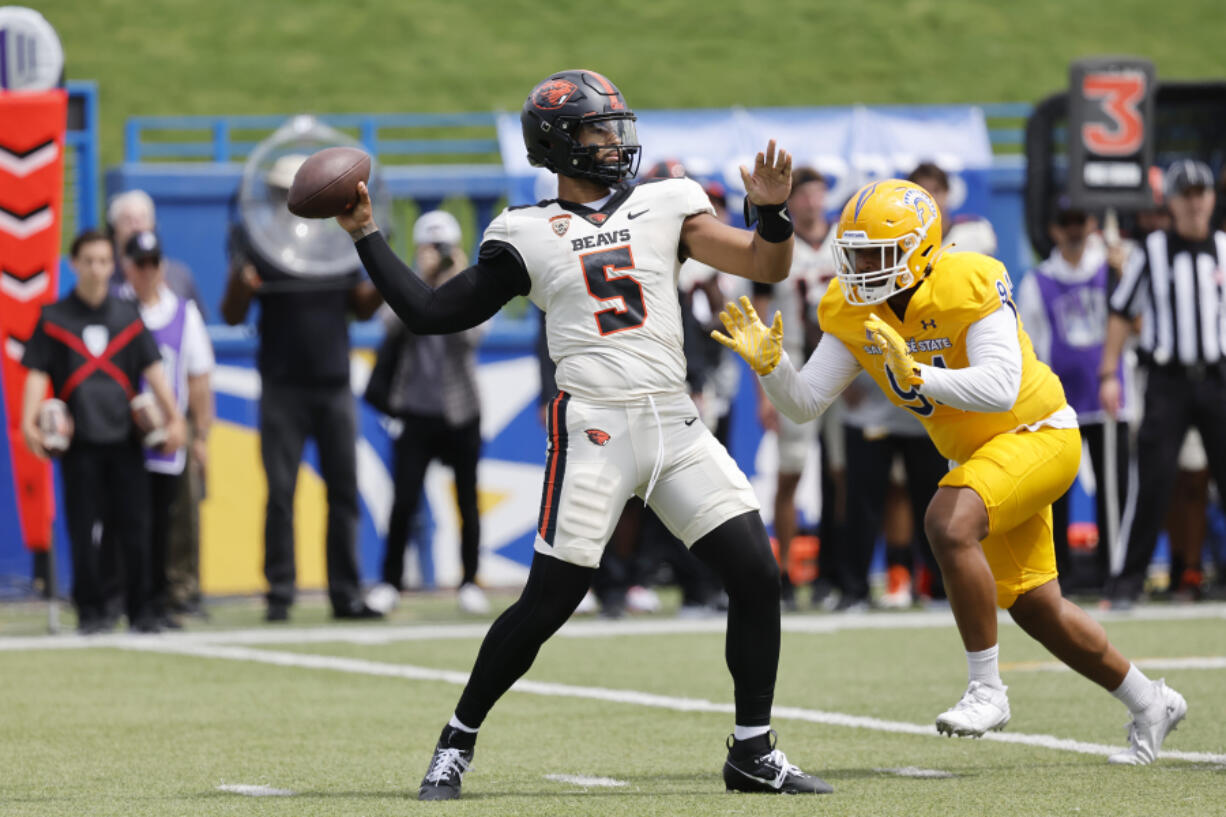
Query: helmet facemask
833,229,926,306
560,114,640,184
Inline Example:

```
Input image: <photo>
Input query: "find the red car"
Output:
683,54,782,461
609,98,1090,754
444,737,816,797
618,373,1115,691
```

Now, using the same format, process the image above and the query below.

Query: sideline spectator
1101,159,1226,607
1017,197,1128,593
20,230,185,633
909,162,997,256
118,231,215,628
107,190,207,319
752,167,826,609
107,189,210,613
368,210,488,614
838,374,947,610
220,156,384,622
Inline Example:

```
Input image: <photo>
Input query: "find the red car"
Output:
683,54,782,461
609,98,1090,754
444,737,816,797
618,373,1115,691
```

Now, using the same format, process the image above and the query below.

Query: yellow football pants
940,427,1081,608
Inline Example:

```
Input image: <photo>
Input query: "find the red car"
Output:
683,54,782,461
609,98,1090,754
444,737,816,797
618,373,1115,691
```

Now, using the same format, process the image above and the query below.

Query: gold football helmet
833,179,942,305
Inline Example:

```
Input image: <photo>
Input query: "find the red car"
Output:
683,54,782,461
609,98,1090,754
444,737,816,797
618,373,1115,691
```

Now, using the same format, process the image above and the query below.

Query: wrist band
1098,370,1117,381
743,200,793,243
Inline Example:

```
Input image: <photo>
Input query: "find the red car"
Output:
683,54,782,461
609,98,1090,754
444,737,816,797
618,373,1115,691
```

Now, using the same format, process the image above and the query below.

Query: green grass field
3,597,1224,816
35,0,1226,168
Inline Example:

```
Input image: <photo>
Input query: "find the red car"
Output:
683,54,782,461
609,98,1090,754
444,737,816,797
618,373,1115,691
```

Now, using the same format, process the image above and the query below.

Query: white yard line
121,639,1226,766
4,601,1225,652
542,774,627,787
1004,656,1226,673
874,767,956,779
216,783,294,796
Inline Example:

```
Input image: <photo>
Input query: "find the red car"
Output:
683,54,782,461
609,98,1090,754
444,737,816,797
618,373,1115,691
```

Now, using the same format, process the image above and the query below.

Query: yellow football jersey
818,251,1067,464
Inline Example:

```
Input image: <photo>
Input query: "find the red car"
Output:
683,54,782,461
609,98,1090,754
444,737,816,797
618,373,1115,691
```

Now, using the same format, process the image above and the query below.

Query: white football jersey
483,178,714,402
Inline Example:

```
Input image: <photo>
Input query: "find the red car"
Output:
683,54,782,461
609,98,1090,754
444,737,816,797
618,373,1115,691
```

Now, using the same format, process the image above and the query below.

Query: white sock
966,645,1004,689
733,724,771,741
1110,663,1157,715
448,714,479,734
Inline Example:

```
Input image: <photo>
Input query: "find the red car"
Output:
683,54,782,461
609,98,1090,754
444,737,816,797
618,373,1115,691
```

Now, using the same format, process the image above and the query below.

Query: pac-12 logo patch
585,428,611,446
550,214,571,236
532,79,578,110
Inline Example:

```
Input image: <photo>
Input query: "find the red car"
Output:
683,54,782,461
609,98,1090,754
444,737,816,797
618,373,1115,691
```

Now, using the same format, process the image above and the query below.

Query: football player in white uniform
337,69,831,799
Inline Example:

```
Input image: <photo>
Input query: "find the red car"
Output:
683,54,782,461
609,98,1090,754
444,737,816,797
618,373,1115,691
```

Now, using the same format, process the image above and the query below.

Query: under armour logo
921,319,937,330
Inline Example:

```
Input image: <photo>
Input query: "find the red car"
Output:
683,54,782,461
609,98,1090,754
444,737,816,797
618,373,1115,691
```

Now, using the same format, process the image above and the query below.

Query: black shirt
229,222,360,387
22,292,160,444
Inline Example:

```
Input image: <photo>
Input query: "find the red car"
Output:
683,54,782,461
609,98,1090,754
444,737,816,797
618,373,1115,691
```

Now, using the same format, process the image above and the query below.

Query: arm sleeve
915,306,1022,412
1014,273,1051,363
758,331,863,424
355,231,531,335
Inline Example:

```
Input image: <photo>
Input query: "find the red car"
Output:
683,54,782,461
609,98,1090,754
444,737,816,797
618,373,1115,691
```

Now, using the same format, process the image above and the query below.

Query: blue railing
124,111,503,164
65,80,100,233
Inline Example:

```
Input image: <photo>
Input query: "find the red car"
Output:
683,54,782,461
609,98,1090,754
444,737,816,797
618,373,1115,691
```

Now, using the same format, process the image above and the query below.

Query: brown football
286,146,371,218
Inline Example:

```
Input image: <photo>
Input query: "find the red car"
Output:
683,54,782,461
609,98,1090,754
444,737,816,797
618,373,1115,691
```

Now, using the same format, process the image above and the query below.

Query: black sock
439,724,476,752
729,732,772,758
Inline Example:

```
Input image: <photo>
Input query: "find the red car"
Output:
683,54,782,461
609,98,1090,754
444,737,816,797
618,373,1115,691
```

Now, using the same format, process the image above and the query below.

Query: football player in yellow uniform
714,180,1186,765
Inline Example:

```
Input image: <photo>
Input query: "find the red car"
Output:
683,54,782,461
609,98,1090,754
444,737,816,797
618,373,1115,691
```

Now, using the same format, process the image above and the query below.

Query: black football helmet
521,69,640,185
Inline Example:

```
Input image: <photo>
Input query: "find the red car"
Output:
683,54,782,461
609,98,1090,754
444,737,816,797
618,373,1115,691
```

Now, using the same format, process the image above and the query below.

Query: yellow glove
711,295,784,376
865,312,924,388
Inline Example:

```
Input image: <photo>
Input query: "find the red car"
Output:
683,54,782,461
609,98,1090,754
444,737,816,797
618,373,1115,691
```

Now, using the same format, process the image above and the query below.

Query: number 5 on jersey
580,246,647,335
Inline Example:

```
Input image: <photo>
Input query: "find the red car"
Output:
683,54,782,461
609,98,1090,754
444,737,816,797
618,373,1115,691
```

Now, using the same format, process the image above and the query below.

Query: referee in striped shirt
1099,159,1226,607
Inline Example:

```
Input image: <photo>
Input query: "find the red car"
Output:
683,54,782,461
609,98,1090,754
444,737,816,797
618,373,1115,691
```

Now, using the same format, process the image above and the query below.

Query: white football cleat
936,681,1011,737
879,586,913,609
364,582,399,615
626,585,662,613
457,583,491,615
1108,680,1187,765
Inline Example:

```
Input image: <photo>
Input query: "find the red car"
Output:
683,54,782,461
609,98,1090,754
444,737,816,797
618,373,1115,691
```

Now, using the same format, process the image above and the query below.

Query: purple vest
141,297,189,474
1032,262,1120,418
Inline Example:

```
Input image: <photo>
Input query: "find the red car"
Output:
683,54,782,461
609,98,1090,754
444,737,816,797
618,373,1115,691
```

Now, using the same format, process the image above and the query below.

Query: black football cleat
723,731,833,794
418,725,475,801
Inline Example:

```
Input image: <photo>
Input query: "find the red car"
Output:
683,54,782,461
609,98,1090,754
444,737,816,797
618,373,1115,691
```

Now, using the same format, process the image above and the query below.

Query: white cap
413,210,462,245
266,153,308,189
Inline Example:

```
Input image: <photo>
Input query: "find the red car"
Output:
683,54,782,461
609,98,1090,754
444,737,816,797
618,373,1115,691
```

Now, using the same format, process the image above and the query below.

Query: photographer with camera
366,210,489,613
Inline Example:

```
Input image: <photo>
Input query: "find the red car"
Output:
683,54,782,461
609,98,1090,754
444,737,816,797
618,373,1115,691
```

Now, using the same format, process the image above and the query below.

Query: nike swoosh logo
684,417,698,426
627,209,649,220
724,760,784,789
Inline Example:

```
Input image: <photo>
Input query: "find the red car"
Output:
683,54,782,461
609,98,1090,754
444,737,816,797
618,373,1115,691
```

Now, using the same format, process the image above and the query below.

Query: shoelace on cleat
424,748,470,784
954,681,993,710
763,749,803,788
